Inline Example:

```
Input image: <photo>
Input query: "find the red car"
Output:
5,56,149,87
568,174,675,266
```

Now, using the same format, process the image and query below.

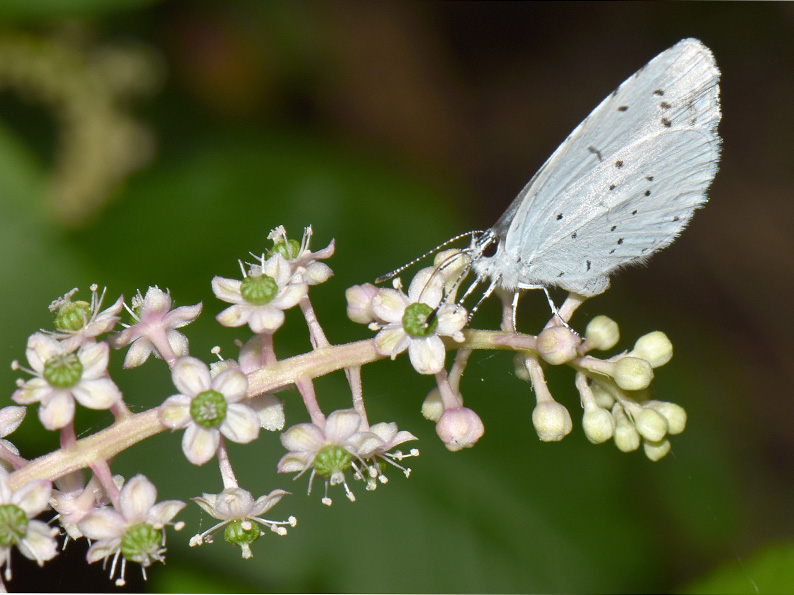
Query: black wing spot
609,248,616,255
646,175,654,181
615,160,624,168
556,213,563,221
660,101,671,109
588,146,603,162
610,225,617,232
617,238,624,245
672,216,680,222
586,260,591,271
571,232,577,239
653,89,664,96
661,117,672,128
644,190,651,196
557,272,565,278
631,209,638,215
617,105,629,112
609,184,616,191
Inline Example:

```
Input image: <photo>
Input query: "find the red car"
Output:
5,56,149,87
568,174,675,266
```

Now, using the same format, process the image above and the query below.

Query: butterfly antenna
375,231,480,284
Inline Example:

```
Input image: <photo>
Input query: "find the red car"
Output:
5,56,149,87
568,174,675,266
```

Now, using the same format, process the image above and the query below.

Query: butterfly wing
493,38,720,296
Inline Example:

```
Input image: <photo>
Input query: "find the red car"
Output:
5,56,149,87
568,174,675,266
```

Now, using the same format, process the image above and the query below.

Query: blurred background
0,1,792,592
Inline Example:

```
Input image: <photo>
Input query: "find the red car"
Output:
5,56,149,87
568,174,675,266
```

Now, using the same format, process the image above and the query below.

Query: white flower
159,357,259,465
190,487,295,559
354,422,419,490
110,286,202,368
78,475,185,587
47,285,124,352
12,333,122,430
371,268,467,375
277,409,369,505
213,253,307,334
0,469,58,581
50,471,121,544
268,225,335,286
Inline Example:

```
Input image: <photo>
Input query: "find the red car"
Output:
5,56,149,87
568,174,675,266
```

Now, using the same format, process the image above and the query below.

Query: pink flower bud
435,407,484,452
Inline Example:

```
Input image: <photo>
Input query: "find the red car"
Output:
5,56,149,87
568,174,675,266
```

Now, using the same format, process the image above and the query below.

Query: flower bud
613,357,654,391
613,405,640,452
584,315,620,351
582,407,615,444
513,353,530,382
436,407,484,452
421,388,444,422
536,326,581,365
532,401,572,442
634,407,668,442
630,331,673,368
647,400,687,435
643,438,671,462
345,284,380,324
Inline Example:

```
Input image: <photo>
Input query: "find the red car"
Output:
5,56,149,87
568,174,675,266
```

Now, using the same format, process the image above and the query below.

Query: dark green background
0,2,792,593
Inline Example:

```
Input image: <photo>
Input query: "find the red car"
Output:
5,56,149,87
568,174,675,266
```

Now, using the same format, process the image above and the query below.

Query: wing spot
571,232,577,239
557,272,564,278
617,105,629,112
609,184,616,191
610,225,617,232
672,216,680,222
631,209,638,215
644,190,651,196
617,238,624,245
646,175,654,181
609,248,616,255
653,89,664,96
588,146,603,162
615,160,624,168
556,213,563,221
660,101,671,109
586,260,591,271
661,117,672,128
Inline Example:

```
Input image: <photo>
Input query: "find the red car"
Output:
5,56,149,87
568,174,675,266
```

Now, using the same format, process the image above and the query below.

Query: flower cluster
0,224,694,589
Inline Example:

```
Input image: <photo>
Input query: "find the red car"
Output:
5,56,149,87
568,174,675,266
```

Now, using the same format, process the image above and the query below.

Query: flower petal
12,479,52,517
250,394,284,431
183,424,219,465
374,327,409,358
0,406,26,437
408,335,445,375
212,368,248,403
371,289,409,323
79,508,126,540
159,395,191,428
78,342,110,379
119,475,157,522
324,409,363,442
248,306,285,333
122,337,155,368
211,276,244,304
221,404,259,444
216,304,250,328
39,391,75,430
148,500,186,526
172,357,211,397
71,378,122,410
17,520,58,564
280,423,324,452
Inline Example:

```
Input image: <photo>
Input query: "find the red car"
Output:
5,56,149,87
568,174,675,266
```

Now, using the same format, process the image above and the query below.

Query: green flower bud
314,444,352,478
630,331,673,368
613,357,654,391
240,275,279,305
421,388,444,422
584,315,620,351
634,407,668,442
121,523,163,563
43,353,83,388
613,405,640,452
54,300,91,331
643,438,671,462
647,400,687,435
273,239,301,260
582,407,615,444
0,504,28,546
532,401,572,442
190,389,228,428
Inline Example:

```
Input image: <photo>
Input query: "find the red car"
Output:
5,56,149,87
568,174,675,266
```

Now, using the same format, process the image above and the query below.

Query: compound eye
481,237,499,258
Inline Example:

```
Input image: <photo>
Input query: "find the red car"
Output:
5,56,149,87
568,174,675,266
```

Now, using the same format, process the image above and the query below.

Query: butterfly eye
481,237,499,258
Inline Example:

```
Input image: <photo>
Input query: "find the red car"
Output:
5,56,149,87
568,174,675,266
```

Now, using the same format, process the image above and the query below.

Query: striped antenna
375,231,481,284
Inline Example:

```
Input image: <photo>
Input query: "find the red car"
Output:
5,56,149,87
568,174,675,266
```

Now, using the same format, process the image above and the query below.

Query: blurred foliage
0,1,793,593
